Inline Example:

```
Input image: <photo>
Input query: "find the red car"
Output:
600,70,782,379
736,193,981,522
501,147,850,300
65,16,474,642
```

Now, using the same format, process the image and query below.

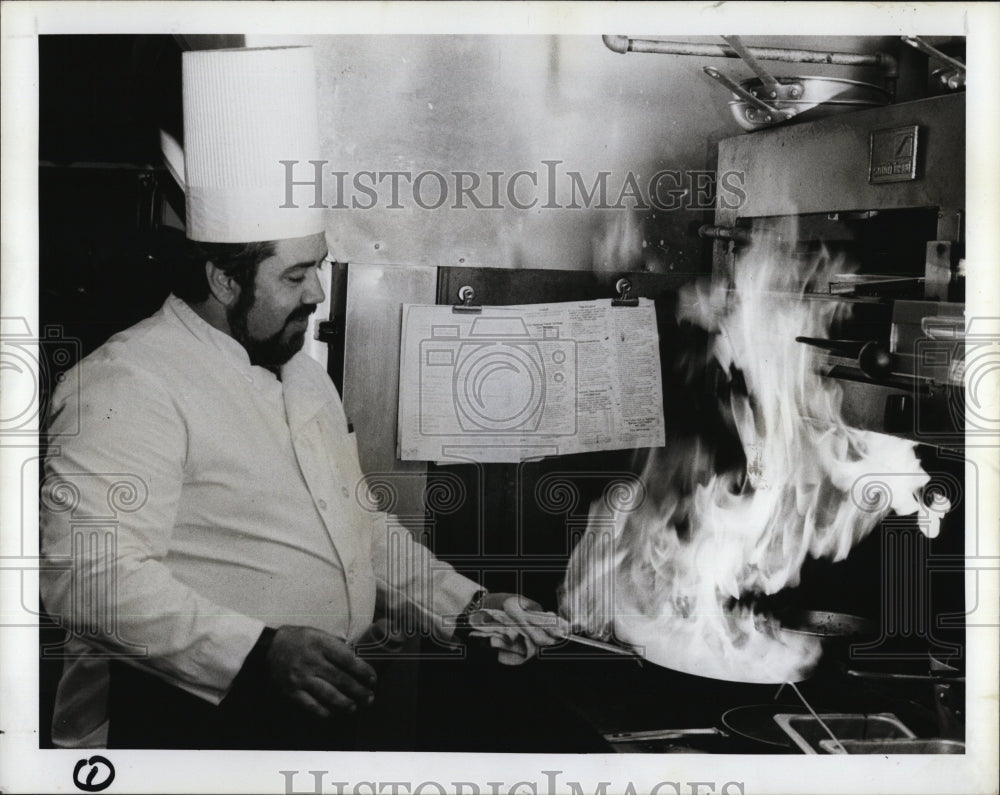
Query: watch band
455,588,488,632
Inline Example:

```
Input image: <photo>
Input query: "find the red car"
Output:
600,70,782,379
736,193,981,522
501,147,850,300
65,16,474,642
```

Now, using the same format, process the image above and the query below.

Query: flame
592,211,644,274
561,225,947,683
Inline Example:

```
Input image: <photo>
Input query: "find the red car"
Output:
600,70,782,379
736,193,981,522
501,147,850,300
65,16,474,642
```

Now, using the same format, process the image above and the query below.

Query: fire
592,210,644,274
561,226,947,683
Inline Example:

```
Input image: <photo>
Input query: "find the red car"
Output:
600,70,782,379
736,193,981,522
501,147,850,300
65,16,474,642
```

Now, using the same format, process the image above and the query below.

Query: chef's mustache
287,304,318,324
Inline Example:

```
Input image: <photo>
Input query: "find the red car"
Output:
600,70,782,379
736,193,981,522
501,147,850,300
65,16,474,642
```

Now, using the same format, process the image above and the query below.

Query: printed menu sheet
397,299,665,463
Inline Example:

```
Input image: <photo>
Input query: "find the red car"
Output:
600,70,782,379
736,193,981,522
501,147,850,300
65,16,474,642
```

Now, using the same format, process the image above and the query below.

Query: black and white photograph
1,2,998,794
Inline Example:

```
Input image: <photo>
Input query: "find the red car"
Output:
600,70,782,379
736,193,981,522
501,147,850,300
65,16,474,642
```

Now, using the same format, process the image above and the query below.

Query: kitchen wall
245,35,901,277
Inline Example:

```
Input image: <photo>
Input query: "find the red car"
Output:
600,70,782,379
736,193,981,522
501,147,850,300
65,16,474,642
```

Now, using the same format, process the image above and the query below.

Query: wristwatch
455,589,488,633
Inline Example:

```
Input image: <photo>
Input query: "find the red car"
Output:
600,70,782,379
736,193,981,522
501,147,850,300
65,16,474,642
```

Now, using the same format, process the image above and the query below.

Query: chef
39,46,564,750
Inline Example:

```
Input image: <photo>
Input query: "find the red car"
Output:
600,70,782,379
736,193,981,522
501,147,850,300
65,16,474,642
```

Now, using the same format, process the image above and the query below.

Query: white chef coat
40,295,480,747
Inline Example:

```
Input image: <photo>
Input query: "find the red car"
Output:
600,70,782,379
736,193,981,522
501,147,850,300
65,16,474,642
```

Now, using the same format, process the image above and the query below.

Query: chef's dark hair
172,240,275,304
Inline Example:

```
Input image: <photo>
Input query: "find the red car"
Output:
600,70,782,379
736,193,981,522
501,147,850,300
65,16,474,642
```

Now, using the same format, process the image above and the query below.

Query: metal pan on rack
704,35,891,131
705,69,891,131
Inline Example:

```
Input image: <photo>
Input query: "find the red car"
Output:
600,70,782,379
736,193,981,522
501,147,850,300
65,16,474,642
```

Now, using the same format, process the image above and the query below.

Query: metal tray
818,738,966,754
774,713,915,754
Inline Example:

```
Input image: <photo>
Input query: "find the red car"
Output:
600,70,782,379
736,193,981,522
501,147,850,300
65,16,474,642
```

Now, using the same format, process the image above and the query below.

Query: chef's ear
205,260,240,307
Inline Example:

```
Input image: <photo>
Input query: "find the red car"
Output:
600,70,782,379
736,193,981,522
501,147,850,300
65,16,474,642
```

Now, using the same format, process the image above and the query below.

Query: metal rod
818,364,932,395
796,336,866,356
605,727,725,743
565,633,643,659
602,36,897,77
787,681,847,754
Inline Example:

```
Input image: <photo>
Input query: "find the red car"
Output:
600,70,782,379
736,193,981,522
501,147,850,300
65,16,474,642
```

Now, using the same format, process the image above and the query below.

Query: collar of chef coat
165,295,330,427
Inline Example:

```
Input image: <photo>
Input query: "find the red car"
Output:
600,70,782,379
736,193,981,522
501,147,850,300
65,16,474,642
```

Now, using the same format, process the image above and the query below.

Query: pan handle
846,668,965,683
703,66,791,119
901,36,966,73
605,727,727,742
722,36,780,97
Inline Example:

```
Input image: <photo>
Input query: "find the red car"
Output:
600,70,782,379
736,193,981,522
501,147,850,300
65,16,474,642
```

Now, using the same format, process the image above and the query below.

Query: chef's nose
303,267,326,305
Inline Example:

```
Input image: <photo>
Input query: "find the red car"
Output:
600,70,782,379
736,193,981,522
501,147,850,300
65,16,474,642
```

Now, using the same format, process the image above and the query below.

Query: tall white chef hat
162,46,325,243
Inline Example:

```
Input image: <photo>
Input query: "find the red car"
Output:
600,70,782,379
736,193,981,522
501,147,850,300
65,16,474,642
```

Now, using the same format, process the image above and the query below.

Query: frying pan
705,36,891,131
577,609,876,683
778,610,876,639
776,609,878,673
705,69,891,131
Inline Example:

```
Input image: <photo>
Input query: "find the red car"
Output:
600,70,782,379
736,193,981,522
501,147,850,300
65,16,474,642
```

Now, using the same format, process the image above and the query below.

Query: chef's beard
228,291,317,372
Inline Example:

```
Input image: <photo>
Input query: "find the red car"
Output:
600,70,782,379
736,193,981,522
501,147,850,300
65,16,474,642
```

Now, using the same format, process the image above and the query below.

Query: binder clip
612,278,639,307
452,285,481,313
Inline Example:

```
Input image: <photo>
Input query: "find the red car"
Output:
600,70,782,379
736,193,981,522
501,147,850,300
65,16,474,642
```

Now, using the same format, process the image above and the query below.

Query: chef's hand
266,625,378,718
480,592,571,665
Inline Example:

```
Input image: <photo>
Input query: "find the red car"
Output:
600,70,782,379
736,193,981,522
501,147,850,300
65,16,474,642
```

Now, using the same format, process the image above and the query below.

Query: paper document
397,299,665,463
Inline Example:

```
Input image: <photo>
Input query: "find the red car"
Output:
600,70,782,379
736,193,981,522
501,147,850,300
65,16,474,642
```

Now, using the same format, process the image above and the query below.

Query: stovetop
411,637,960,754
531,646,952,754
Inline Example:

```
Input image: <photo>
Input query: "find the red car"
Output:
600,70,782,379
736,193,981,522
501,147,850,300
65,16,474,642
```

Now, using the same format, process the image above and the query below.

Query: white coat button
318,499,328,510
